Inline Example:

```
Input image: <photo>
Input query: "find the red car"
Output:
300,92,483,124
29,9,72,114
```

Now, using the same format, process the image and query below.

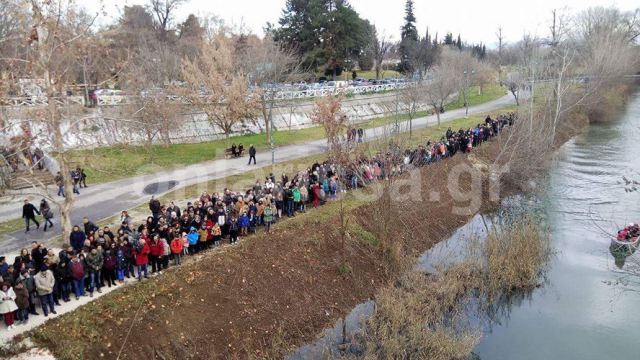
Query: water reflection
609,241,638,269
287,92,640,360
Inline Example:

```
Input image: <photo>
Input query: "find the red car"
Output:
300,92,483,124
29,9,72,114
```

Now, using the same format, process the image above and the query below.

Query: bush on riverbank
484,214,552,296
349,268,481,360
347,212,553,360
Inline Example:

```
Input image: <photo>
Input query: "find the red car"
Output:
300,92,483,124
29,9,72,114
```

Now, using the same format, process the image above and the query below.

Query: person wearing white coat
0,284,18,329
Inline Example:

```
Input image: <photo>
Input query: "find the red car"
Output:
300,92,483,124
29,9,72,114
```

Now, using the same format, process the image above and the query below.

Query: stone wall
0,93,430,150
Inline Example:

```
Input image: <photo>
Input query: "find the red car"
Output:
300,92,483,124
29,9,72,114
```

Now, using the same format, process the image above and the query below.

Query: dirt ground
27,139,506,360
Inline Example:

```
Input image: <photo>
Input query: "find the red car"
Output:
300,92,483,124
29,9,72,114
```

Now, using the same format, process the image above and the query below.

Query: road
0,94,515,253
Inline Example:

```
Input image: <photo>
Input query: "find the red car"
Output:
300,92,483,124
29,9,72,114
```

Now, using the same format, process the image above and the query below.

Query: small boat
611,235,640,247
611,223,640,250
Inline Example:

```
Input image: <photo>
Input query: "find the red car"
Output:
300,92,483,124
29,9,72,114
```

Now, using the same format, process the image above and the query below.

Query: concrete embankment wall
0,93,430,150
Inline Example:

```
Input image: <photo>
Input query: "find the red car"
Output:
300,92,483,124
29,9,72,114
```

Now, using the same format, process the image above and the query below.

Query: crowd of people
0,113,516,331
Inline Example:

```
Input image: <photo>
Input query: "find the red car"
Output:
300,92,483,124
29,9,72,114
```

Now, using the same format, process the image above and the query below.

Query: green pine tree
399,0,419,73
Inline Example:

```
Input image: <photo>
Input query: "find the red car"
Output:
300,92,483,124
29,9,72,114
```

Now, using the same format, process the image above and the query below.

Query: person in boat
617,223,640,242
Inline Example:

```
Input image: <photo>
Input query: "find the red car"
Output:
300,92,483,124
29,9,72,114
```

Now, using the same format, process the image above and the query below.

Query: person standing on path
248,144,256,165
85,248,103,297
34,265,56,316
80,168,88,188
0,283,18,329
22,199,40,233
54,172,64,197
39,199,54,231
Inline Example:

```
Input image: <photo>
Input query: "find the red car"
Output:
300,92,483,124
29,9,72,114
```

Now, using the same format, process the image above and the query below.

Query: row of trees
0,0,304,239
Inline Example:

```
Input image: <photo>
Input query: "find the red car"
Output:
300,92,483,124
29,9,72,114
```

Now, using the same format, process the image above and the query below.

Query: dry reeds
483,215,552,297
350,267,482,360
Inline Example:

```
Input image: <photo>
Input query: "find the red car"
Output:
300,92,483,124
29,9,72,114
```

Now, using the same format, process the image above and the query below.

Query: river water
473,91,640,360
288,91,640,360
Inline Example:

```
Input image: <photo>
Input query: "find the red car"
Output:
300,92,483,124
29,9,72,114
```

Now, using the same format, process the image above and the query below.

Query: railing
0,96,85,107
1,83,410,107
272,83,408,100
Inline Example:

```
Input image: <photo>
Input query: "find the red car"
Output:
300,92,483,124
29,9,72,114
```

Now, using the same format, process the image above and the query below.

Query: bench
224,148,245,159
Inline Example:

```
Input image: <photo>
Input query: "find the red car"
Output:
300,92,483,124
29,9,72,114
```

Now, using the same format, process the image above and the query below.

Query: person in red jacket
133,239,150,281
170,236,183,266
69,254,85,300
311,182,322,208
149,235,163,274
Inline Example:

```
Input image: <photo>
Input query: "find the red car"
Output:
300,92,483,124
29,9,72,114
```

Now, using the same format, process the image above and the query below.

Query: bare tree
399,81,423,138
475,61,496,96
310,95,348,152
181,32,260,139
21,0,100,239
127,90,184,162
504,71,525,106
371,27,393,80
424,59,460,126
148,0,185,36
496,27,505,83
245,36,305,154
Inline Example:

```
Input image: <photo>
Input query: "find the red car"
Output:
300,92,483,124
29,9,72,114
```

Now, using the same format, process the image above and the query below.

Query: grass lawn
68,126,329,184
448,84,507,108
0,105,516,239
361,84,507,130
70,84,507,185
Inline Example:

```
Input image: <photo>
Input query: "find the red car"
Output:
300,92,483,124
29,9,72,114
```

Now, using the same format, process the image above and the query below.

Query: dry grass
347,212,553,360
350,266,481,360
483,215,552,296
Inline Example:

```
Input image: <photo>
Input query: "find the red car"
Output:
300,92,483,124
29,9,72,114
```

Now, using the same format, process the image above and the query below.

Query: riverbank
0,96,515,251
10,127,509,360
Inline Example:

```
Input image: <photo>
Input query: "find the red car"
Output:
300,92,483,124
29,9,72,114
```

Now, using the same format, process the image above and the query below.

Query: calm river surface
288,91,640,360
473,91,640,360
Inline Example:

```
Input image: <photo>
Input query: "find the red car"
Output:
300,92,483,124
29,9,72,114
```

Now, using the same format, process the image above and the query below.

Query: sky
86,0,639,47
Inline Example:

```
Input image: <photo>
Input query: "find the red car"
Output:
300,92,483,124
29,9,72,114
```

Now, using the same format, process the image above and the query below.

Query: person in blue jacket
69,226,86,253
187,227,200,254
238,212,250,236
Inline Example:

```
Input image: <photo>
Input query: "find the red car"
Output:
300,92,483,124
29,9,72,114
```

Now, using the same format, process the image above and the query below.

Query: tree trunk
261,95,270,143
146,131,155,163
48,97,74,241
434,106,441,126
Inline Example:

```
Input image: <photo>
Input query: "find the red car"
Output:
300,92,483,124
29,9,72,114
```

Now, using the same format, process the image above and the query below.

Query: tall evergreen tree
399,0,418,73
274,0,371,74
443,32,454,45
456,34,462,50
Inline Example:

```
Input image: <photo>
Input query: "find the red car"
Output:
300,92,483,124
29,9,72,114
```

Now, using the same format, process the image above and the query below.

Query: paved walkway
0,94,515,253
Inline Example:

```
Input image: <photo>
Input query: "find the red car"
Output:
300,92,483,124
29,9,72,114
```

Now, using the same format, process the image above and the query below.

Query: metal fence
0,83,410,107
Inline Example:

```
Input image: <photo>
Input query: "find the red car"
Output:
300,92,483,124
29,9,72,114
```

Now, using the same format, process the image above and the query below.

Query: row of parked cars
90,78,409,101
285,78,408,92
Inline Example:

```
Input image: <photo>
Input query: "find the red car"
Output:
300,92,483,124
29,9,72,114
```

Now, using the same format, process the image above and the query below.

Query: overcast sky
88,0,638,47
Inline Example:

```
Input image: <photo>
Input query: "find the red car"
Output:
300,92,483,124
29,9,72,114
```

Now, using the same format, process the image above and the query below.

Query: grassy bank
68,84,506,185
22,118,514,360
0,105,514,239
350,215,552,360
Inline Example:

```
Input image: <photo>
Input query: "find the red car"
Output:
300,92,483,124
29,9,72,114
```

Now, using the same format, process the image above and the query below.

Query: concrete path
0,94,515,253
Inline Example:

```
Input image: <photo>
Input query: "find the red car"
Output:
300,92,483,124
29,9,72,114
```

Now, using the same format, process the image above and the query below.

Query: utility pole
529,64,535,133
395,85,399,132
463,68,474,118
269,86,275,164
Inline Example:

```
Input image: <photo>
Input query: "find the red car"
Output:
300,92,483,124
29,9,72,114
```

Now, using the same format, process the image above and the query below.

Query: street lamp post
463,69,475,118
395,85,399,131
269,85,275,164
